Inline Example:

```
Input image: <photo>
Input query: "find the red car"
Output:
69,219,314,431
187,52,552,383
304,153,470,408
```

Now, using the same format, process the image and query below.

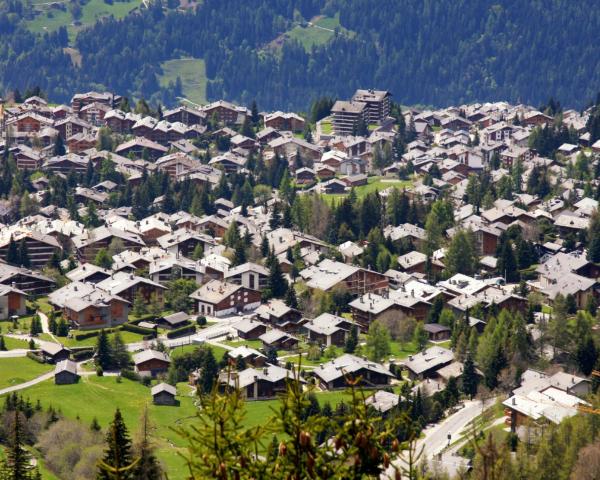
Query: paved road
0,370,54,396
386,397,497,478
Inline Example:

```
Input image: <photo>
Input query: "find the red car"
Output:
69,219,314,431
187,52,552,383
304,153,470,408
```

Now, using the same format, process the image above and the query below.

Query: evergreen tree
461,352,478,399
98,409,137,480
132,407,163,480
5,235,19,265
366,321,391,362
588,209,600,263
56,318,69,337
413,321,429,351
199,349,218,395
94,248,114,269
53,134,66,156
497,239,519,282
18,239,30,268
344,325,358,353
96,329,112,370
266,256,287,299
0,410,38,480
284,284,298,309
0,335,6,351
132,291,147,318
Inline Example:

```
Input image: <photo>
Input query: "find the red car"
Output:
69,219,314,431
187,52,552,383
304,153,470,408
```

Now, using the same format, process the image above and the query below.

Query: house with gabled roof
313,354,394,390
190,280,261,317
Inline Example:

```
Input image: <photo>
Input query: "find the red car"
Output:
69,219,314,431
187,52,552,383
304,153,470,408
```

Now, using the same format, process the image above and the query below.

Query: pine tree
18,239,30,268
0,335,6,351
284,284,298,309
344,325,358,353
5,235,19,265
0,410,38,479
132,291,147,318
91,417,102,432
132,407,163,480
95,248,113,269
96,329,112,370
53,134,66,156
199,349,218,394
98,409,137,480
588,209,600,263
497,239,518,282
461,352,478,399
266,256,287,299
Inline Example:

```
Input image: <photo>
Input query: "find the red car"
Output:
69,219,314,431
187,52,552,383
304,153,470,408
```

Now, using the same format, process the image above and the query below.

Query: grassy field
170,343,229,362
7,375,360,479
26,0,141,42
286,13,354,51
322,176,413,205
159,58,207,105
0,357,52,389
2,336,30,350
223,339,263,350
39,329,147,348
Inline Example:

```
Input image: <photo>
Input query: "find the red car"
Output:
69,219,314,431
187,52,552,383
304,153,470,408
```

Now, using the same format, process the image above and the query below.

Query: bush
196,315,207,327
166,324,196,339
96,366,103,376
121,323,156,336
26,351,45,363
72,348,94,361
141,376,152,386
120,369,141,382
74,327,118,341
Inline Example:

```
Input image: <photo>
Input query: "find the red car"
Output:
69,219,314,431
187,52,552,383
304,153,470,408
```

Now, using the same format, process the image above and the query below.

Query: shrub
72,348,94,361
120,369,141,382
166,324,196,339
26,351,45,363
121,323,156,336
96,366,103,376
196,315,207,327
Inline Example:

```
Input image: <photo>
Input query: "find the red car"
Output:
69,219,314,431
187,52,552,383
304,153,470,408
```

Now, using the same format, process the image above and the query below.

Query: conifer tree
0,335,6,351
284,284,298,309
266,256,287,299
5,235,19,265
461,352,478,399
0,410,39,480
132,407,163,480
53,134,66,156
96,329,112,370
18,239,30,268
97,409,137,480
344,325,358,353
199,349,218,395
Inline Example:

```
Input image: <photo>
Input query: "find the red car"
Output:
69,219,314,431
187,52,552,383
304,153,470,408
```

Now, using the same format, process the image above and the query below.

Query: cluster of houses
0,88,599,434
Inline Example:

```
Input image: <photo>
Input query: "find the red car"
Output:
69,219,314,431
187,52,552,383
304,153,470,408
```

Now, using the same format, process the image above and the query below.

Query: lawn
159,58,207,105
0,357,52,389
320,119,333,134
170,343,229,362
2,336,30,350
285,13,354,51
322,176,413,204
44,329,147,348
223,339,264,351
26,0,141,42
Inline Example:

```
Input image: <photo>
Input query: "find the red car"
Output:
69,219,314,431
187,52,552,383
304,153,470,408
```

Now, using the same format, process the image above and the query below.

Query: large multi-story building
351,89,392,124
331,100,366,135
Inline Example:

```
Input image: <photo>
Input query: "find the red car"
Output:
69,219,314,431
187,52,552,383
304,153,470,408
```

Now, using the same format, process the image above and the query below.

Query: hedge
27,351,45,364
121,323,156,336
72,348,94,361
73,327,119,341
120,369,141,382
166,324,196,339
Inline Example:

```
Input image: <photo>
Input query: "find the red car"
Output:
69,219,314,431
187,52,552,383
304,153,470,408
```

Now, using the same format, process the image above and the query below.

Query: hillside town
0,87,600,478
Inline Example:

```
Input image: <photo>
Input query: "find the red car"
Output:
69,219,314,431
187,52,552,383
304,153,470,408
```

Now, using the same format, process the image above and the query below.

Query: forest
2,0,600,110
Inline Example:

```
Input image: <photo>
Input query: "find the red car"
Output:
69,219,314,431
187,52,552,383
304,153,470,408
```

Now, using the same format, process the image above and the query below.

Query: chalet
149,255,204,285
256,127,282,144
264,111,305,132
402,347,454,380
203,100,248,124
133,349,171,377
67,132,97,154
0,229,62,269
14,145,43,170
268,136,322,162
54,360,80,385
383,223,427,249
157,311,190,329
156,152,200,178
11,112,53,133
225,262,269,291
73,226,146,262
54,116,92,139
151,383,178,406
71,91,117,115
208,152,247,173
80,101,111,126
115,137,168,159
190,280,261,317
220,364,297,400
97,271,166,304
317,178,346,194
313,354,394,390
157,229,216,257
74,186,108,206
226,346,267,368
300,259,388,295
259,328,299,351
66,263,112,284
0,264,56,295
255,299,303,332
230,134,258,151
40,343,71,364
163,105,206,126
0,284,27,319
304,313,354,347
48,281,130,329
341,173,368,187
233,318,268,340
365,390,400,414
42,153,89,174
423,323,451,341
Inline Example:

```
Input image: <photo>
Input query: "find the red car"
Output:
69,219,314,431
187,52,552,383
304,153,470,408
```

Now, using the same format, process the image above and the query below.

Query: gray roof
133,349,170,365
161,311,190,325
313,354,393,383
402,347,454,375
151,382,177,396
54,359,78,375
259,328,297,345
365,390,399,413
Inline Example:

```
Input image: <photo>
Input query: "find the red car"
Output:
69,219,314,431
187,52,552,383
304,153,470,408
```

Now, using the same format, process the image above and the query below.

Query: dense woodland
2,0,600,109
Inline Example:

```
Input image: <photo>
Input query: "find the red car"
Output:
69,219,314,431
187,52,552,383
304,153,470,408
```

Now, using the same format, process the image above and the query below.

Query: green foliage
365,321,391,362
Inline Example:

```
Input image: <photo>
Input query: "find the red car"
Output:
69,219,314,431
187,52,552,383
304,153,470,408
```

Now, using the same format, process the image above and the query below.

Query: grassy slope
286,13,353,52
159,58,207,105
0,357,52,389
26,0,141,42
322,176,413,205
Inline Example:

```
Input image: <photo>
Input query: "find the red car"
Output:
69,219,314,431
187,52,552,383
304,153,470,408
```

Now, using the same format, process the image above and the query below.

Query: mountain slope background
1,0,600,109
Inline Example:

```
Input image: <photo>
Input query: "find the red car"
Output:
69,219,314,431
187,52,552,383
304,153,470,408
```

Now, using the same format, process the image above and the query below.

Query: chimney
512,397,516,406
408,355,413,361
